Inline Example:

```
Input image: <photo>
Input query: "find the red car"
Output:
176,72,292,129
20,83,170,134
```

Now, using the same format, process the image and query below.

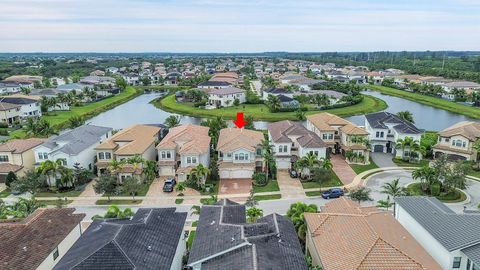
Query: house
0,96,42,118
432,121,480,161
188,199,307,270
307,112,370,163
207,87,246,108
277,94,300,109
3,75,42,86
79,76,115,87
216,128,264,179
289,78,326,91
34,125,112,178
442,81,480,94
279,73,306,84
165,72,183,85
262,87,294,100
304,197,441,270
197,80,232,89
0,102,22,125
54,208,187,270
365,112,422,158
268,120,327,169
122,73,140,85
0,208,85,270
95,124,161,181
0,82,24,94
0,138,45,182
157,124,211,182
209,72,239,84
30,88,71,111
395,196,480,270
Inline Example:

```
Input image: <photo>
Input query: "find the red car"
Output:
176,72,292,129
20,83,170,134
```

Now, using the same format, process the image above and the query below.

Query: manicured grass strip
156,94,387,121
305,191,321,197
406,183,467,203
187,231,196,250
392,158,430,167
253,194,282,201
0,188,11,198
175,198,184,204
95,199,142,205
102,182,152,197
350,158,379,174
39,199,73,206
253,180,280,193
301,170,343,189
35,190,83,198
368,85,480,119
191,220,198,227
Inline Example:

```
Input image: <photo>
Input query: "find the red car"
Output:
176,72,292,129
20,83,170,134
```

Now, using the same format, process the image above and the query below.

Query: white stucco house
207,87,246,108
157,124,211,182
395,197,480,270
0,96,42,118
216,128,264,179
267,120,327,169
365,112,422,158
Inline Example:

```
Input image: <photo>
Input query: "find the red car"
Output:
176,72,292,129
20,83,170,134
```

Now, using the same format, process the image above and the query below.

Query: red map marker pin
233,112,246,128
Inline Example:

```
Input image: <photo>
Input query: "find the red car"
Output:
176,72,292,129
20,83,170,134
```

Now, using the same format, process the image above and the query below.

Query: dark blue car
321,188,344,199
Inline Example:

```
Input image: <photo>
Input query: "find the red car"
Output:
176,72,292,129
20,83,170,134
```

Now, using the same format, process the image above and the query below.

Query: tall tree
164,115,181,129
246,207,263,223
348,187,373,204
93,175,118,201
122,177,141,201
286,202,318,242
396,111,415,123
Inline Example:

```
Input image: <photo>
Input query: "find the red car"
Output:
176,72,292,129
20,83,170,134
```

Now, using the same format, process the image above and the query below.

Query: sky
0,0,479,53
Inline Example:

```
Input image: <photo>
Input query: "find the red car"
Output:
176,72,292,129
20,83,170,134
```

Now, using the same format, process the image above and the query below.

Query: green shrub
252,172,267,186
0,129,8,136
0,122,8,128
430,183,441,196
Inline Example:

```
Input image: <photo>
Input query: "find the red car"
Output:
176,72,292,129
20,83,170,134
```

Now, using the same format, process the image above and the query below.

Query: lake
88,91,477,131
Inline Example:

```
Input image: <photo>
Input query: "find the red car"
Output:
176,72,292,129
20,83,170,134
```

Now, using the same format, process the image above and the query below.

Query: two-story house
433,121,480,161
262,88,294,100
0,102,22,126
0,138,45,182
365,112,422,158
207,87,246,108
157,124,211,182
0,96,42,118
34,125,112,185
216,128,264,179
306,112,370,163
267,120,327,169
395,197,480,270
95,124,161,181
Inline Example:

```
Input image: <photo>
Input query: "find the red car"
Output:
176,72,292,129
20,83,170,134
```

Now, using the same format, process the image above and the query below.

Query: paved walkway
70,181,102,205
276,170,306,198
330,154,357,185
371,152,397,168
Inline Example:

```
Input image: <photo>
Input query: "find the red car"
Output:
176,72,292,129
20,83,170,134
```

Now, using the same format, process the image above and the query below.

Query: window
376,131,380,138
105,152,111,159
283,145,287,152
60,159,67,166
43,153,48,159
0,155,8,162
187,157,192,164
227,153,232,158
256,148,262,155
235,154,239,160
445,138,449,142
278,146,283,153
314,151,319,156
53,247,59,260
239,153,245,160
328,134,333,140
380,131,384,137
98,152,105,160
453,257,461,268
322,134,328,140
192,157,197,163
161,151,166,159
166,151,171,159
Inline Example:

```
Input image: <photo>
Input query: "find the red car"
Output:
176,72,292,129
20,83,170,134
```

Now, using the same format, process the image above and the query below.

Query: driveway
330,155,356,185
276,170,305,198
219,179,252,195
370,152,397,168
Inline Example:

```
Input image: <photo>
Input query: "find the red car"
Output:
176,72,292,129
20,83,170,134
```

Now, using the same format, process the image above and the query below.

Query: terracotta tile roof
0,138,46,154
96,124,160,155
268,120,326,148
0,208,85,269
339,124,369,136
157,124,210,155
0,163,23,173
438,121,480,141
432,143,473,155
306,112,353,131
304,198,441,270
217,128,263,153
0,102,21,111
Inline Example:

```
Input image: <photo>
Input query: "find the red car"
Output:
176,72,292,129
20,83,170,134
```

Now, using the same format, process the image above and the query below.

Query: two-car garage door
220,168,254,179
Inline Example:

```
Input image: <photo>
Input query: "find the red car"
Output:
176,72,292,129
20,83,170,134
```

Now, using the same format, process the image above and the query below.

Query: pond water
88,91,477,132
345,90,476,131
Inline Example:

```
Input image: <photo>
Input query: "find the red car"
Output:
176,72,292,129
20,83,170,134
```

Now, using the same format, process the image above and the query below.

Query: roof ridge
363,238,424,269
355,237,383,269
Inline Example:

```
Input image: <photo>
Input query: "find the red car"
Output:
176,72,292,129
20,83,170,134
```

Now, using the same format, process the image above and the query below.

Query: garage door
373,145,384,152
220,169,253,179
159,166,175,176
276,158,291,169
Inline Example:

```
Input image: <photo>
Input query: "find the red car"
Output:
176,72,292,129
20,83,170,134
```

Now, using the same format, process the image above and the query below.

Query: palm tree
396,136,415,160
412,166,437,192
9,198,44,218
261,138,274,182
295,109,306,120
473,139,480,169
320,158,332,170
246,207,263,223
396,111,415,123
164,115,181,129
37,159,64,186
67,116,84,129
381,178,406,214
108,159,125,175
266,95,281,112
286,202,318,242
190,205,201,216
142,160,157,182
175,182,186,196
190,164,210,186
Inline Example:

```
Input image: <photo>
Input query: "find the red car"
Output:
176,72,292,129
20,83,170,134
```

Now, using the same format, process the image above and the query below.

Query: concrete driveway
219,179,252,195
276,170,305,198
330,155,356,185
371,152,397,168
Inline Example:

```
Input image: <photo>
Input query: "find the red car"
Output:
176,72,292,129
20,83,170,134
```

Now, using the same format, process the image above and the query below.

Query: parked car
163,177,177,192
321,188,344,199
288,168,298,178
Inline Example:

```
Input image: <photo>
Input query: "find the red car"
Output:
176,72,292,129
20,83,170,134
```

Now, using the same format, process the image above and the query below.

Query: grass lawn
301,170,343,189
200,179,219,195
187,231,196,250
407,183,467,203
253,180,280,193
254,194,282,201
305,191,322,197
103,182,152,197
39,199,73,206
392,158,430,167
175,198,184,204
349,158,379,174
468,169,480,179
0,188,11,198
95,199,142,205
368,85,480,119
192,220,198,227
35,189,83,198
11,87,141,138
156,93,387,121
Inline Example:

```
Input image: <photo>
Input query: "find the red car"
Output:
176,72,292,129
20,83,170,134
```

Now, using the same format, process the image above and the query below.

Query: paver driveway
330,154,357,185
219,179,252,195
371,152,397,168
276,170,305,198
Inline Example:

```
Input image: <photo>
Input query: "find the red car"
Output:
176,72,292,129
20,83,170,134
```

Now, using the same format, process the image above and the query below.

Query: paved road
370,152,397,168
251,80,262,96
365,170,480,213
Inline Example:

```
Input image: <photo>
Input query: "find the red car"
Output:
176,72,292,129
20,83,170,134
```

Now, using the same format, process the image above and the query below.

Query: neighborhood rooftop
437,121,480,141
188,199,307,270
365,111,421,134
268,120,326,148
95,124,160,155
54,208,187,270
208,86,244,95
217,128,264,152
156,124,210,154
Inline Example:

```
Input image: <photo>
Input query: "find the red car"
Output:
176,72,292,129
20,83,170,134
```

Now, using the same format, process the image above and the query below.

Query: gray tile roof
188,199,307,270
395,197,480,256
41,125,112,155
53,208,187,270
365,112,421,134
